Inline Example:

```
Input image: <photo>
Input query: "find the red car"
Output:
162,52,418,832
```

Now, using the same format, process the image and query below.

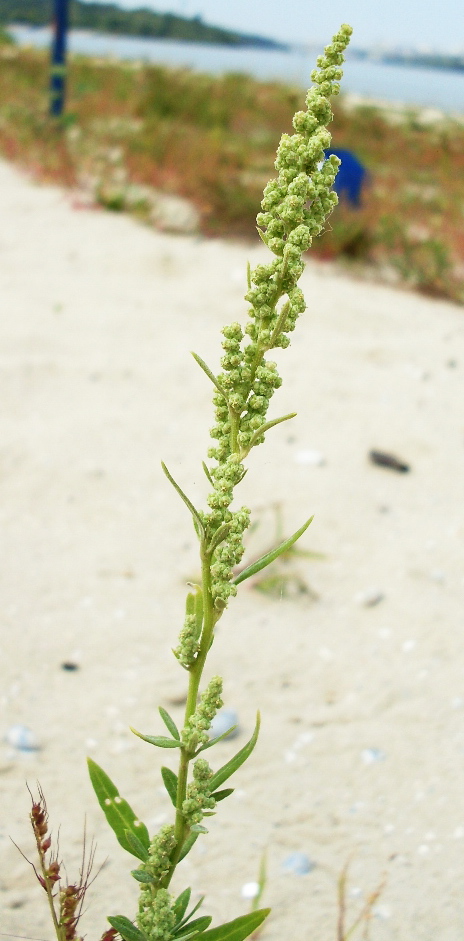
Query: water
9,24,464,115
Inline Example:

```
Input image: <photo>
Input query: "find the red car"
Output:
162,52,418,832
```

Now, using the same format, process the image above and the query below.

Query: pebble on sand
208,708,239,741
282,852,315,875
355,588,384,607
6,724,40,752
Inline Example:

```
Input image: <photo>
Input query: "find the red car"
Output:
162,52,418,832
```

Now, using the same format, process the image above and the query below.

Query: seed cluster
201,24,353,616
181,675,223,753
142,825,177,884
138,887,175,941
182,758,215,827
173,611,200,669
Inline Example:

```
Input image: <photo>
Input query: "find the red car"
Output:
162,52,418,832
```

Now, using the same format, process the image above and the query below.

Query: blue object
282,852,315,875
324,149,367,207
50,0,69,117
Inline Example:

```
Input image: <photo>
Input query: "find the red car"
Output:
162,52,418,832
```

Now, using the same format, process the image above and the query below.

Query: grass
1,42,463,302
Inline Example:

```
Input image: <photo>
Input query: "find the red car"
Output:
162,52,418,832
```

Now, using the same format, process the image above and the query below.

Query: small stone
241,882,260,899
361,747,386,765
6,724,40,752
208,708,239,741
369,450,410,473
355,588,384,607
61,661,79,671
281,852,315,875
294,449,326,466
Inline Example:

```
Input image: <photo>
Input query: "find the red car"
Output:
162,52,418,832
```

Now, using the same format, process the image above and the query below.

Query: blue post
50,0,69,117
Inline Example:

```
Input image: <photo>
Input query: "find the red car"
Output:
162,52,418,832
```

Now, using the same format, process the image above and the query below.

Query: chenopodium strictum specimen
84,23,353,941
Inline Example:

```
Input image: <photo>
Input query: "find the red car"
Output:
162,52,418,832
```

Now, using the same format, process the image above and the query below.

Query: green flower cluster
138,887,175,941
173,611,200,669
200,24,352,618
182,758,215,827
181,675,223,753
141,825,177,884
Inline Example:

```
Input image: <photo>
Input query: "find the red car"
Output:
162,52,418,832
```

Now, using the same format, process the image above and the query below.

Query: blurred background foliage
0,37,463,303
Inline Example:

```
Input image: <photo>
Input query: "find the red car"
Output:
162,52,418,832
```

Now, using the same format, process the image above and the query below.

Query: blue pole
50,0,69,117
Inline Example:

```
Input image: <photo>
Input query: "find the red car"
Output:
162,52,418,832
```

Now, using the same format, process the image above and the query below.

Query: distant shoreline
0,0,288,49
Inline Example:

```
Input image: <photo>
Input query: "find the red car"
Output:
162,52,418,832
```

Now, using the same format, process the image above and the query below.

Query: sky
92,0,463,52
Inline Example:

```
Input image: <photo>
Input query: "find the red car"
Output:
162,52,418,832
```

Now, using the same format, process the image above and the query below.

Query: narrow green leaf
246,260,251,290
173,888,192,926
191,352,228,400
107,916,147,941
124,830,149,862
268,298,291,349
198,726,238,751
161,766,178,807
175,916,212,939
161,462,205,537
130,728,182,748
178,830,199,862
200,909,270,941
87,759,150,859
177,896,205,933
207,521,232,555
209,714,260,791
159,707,180,741
190,823,208,833
212,788,234,802
202,461,214,486
131,869,155,884
233,517,314,586
244,412,296,455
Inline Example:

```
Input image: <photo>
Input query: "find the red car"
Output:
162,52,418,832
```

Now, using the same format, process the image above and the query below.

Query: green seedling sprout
26,24,353,941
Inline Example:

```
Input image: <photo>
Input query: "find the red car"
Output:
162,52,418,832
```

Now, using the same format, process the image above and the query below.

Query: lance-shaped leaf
175,891,205,931
159,706,180,741
178,831,199,862
198,725,238,751
161,766,178,806
191,352,228,400
202,460,214,486
173,888,192,926
175,916,212,939
208,521,233,555
131,728,182,748
209,713,260,792
200,909,270,941
161,462,204,538
244,412,296,455
233,517,314,586
87,759,150,859
211,788,234,802
124,830,149,861
107,916,147,941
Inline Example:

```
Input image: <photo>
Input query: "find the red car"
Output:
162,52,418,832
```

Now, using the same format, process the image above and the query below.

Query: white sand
1,157,463,941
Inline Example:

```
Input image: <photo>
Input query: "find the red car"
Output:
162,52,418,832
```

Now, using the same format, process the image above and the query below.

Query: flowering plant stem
28,24,352,941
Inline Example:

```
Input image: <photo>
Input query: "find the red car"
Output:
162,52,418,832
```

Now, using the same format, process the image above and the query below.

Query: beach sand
1,157,463,941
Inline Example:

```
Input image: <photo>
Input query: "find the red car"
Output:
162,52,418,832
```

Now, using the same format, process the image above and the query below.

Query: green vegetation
0,42,463,302
0,0,286,47
21,25,379,941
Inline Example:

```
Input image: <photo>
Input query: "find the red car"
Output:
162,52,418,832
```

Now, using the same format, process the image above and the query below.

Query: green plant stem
164,539,218,887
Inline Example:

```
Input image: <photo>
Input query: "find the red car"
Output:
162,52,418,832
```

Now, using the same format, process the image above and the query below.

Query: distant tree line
382,51,464,73
0,0,287,48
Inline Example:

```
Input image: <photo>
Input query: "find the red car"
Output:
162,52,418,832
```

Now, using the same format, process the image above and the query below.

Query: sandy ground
0,156,463,941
